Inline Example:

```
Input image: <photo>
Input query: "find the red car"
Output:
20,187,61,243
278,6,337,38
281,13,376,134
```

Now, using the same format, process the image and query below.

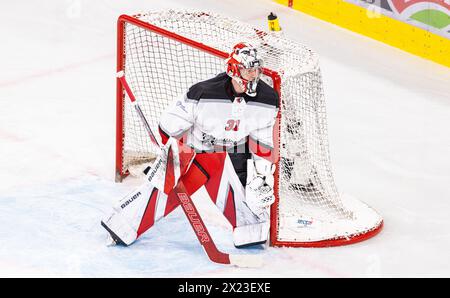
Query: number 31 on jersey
225,119,240,131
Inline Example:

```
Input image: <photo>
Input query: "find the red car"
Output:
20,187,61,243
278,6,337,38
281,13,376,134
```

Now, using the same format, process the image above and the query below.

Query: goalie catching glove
245,157,276,216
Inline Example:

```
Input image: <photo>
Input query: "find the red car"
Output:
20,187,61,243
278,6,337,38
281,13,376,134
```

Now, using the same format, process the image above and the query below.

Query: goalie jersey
159,72,279,185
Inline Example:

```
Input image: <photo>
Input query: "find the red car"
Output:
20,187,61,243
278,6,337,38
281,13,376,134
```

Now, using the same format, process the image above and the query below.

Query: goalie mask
226,42,263,97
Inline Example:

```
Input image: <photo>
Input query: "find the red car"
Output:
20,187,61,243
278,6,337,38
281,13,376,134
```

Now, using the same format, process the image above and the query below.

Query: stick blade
229,254,263,268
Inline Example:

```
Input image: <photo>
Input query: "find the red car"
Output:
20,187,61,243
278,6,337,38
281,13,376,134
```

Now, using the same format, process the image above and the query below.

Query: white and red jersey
158,72,279,162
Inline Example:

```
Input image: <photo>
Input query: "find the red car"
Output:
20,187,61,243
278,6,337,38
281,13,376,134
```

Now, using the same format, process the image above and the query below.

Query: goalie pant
102,146,269,248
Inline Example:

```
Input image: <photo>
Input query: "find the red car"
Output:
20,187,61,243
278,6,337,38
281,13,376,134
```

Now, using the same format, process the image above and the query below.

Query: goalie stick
116,71,262,268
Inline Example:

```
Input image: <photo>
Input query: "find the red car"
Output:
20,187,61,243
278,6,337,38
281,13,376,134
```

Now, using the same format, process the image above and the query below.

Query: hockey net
116,10,383,247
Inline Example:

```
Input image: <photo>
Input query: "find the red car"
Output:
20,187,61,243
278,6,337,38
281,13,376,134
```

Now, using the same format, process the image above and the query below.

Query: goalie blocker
102,137,271,248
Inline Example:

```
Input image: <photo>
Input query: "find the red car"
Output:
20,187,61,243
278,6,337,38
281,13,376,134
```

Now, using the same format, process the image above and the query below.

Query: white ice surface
0,0,449,277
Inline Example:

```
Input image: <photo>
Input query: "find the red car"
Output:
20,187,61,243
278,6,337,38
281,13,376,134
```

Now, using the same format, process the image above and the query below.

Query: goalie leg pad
101,212,137,246
233,220,271,248
101,182,164,246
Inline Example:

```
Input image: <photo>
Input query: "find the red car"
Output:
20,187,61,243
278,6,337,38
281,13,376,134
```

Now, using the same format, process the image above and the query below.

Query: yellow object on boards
268,12,281,31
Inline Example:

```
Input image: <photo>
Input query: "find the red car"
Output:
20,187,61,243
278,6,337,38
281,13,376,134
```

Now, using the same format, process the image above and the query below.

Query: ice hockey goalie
102,42,279,248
